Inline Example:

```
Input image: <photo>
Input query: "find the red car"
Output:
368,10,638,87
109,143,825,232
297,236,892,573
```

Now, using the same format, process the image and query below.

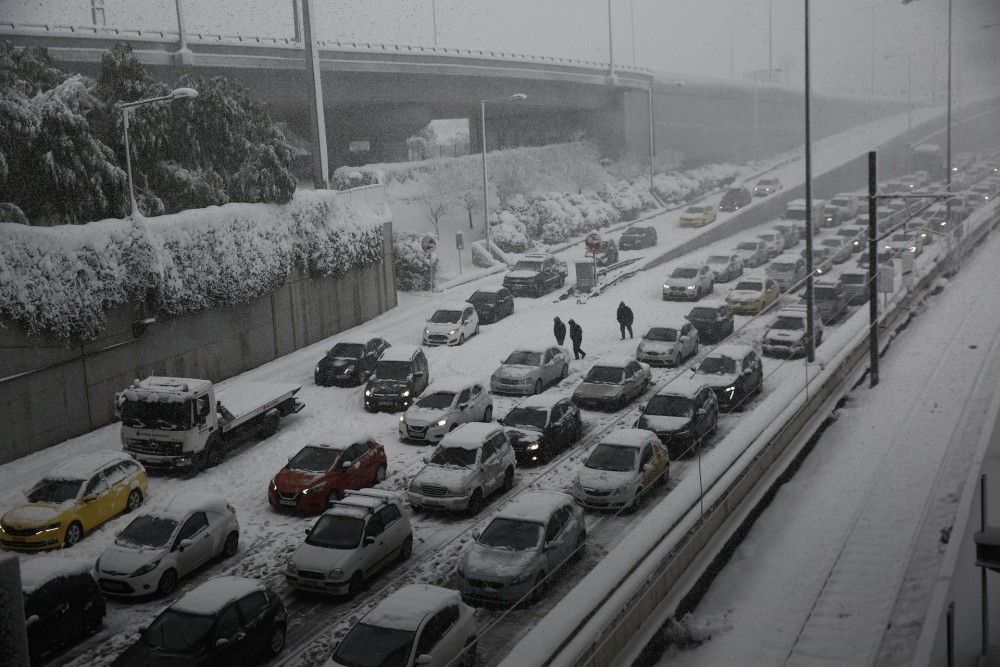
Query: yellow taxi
679,205,717,228
0,451,147,550
726,276,782,315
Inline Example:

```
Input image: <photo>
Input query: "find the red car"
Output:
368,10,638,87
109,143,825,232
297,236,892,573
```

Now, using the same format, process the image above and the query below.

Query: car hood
367,379,409,394
638,415,692,433
728,290,762,301
274,468,329,493
100,541,167,575
577,467,635,490
495,365,539,380
638,340,680,355
292,541,356,573
574,383,625,400
403,407,449,426
462,543,540,580
425,321,460,335
504,427,545,447
507,269,539,279
413,465,475,493
3,502,70,528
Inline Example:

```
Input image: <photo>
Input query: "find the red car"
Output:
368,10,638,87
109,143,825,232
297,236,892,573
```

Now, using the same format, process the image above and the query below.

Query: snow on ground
657,217,1000,666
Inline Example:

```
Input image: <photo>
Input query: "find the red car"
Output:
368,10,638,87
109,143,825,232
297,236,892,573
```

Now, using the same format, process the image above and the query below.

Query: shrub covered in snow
392,232,439,291
0,192,388,342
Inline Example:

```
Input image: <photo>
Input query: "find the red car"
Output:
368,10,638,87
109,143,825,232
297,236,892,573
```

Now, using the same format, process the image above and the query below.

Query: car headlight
401,389,410,398
131,560,161,577
365,389,372,397
327,568,343,579
526,443,540,451
436,419,448,427
286,562,298,575
303,482,326,495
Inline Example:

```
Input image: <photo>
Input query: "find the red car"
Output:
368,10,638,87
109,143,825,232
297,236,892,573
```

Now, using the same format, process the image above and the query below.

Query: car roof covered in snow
380,345,421,362
494,491,573,525
363,584,461,631
704,344,755,360
20,557,95,595
122,377,212,403
439,422,504,450
171,576,265,616
144,492,231,522
513,392,566,411
656,376,709,400
47,450,132,481
600,428,657,449
424,377,479,395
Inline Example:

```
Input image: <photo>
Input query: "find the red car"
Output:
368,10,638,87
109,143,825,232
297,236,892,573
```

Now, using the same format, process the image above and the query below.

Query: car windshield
505,351,542,366
332,623,416,667
514,260,542,272
644,395,693,418
27,478,82,503
734,281,762,292
585,444,637,472
737,242,760,251
685,207,704,214
770,262,796,272
429,309,462,324
373,361,411,381
144,609,215,654
479,517,542,550
707,256,731,265
584,366,625,384
430,446,477,467
699,356,737,375
503,407,548,430
671,268,698,279
329,343,364,359
288,446,342,473
644,327,679,342
772,316,805,331
841,274,866,285
415,392,456,409
468,291,496,304
814,286,841,300
120,399,192,431
688,307,719,321
118,515,178,548
306,515,364,550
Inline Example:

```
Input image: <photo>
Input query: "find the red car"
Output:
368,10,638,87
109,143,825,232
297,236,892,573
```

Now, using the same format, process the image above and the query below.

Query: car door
414,606,461,665
79,472,112,530
361,513,387,576
236,591,272,656
175,511,214,575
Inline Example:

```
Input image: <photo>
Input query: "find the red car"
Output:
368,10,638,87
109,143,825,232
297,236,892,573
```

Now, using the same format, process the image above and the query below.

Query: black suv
314,337,390,387
22,562,106,666
636,378,719,458
467,288,514,324
619,226,657,250
500,395,582,464
364,345,430,412
693,345,763,412
114,577,286,666
685,303,734,344
720,187,752,212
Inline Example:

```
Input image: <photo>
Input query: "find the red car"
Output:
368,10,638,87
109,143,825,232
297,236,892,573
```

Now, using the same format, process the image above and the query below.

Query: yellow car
679,205,717,228
0,451,147,550
725,277,781,315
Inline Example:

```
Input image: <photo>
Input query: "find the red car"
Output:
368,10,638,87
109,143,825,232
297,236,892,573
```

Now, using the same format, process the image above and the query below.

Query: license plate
278,499,297,507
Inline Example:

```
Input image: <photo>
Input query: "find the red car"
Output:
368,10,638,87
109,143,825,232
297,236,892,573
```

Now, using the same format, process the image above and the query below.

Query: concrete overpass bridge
1,1,902,180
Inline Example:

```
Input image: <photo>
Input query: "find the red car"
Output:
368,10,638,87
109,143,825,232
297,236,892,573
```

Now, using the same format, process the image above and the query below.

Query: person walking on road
568,319,586,359
553,316,567,346
616,301,634,339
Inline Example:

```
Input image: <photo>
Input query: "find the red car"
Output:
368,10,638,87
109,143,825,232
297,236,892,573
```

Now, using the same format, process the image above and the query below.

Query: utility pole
804,0,815,363
302,0,330,190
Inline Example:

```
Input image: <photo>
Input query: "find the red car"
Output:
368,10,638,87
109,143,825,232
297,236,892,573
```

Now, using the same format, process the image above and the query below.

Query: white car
734,239,769,268
423,303,479,346
636,320,699,368
400,378,493,444
757,231,785,258
325,584,477,667
571,429,669,511
95,492,239,597
456,491,586,606
408,423,517,514
662,263,715,301
286,489,412,596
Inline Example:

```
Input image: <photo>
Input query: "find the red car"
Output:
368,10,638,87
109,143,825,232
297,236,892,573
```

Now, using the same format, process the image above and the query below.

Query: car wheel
222,531,239,558
468,489,484,515
125,488,143,513
63,521,83,548
375,464,387,484
483,405,493,423
347,571,365,598
267,623,287,657
502,467,515,492
534,379,542,395
157,569,178,596
399,534,413,561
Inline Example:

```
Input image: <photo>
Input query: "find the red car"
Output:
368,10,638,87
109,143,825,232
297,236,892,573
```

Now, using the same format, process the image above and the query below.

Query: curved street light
481,93,527,252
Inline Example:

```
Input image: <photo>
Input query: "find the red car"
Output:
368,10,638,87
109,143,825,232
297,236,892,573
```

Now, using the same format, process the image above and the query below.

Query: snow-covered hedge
652,164,740,205
0,192,388,342
392,232,438,291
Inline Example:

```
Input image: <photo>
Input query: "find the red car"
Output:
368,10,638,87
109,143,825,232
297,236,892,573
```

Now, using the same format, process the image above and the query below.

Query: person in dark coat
616,301,634,339
553,316,567,346
568,319,586,359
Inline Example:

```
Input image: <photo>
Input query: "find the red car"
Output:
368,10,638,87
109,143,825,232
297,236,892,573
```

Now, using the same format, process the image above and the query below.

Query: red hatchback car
268,436,388,513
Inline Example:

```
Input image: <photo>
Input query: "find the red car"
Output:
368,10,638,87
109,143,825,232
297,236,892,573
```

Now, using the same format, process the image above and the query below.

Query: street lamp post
117,87,199,218
481,93,527,252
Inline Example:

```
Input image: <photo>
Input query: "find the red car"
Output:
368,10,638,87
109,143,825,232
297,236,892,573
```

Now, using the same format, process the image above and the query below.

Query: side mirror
363,535,376,546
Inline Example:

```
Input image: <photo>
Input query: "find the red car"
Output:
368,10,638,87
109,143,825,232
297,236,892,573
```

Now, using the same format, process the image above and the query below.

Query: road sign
421,234,437,254
585,232,602,252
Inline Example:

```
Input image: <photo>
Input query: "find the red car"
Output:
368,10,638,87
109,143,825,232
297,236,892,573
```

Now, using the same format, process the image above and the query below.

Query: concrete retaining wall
0,220,396,464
